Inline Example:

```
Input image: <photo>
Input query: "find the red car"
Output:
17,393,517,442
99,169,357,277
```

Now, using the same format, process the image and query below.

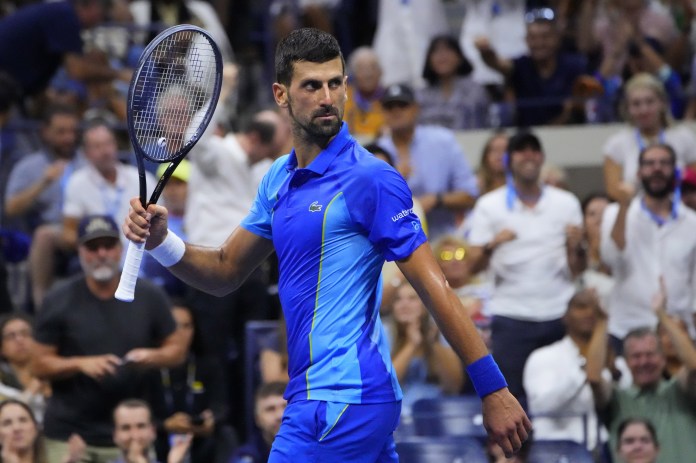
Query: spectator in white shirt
466,130,585,407
600,143,696,350
523,289,609,451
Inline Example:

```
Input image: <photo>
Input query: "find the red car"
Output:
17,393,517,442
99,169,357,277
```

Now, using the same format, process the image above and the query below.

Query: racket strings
131,30,218,162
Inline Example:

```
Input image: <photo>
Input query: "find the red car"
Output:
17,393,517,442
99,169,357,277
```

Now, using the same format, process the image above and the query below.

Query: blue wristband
466,354,508,398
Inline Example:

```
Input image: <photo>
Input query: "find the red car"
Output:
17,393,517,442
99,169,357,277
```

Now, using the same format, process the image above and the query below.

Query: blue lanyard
505,172,543,211
640,198,677,226
635,128,666,150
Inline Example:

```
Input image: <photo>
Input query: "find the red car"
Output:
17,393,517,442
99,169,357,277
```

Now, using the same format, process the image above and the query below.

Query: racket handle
115,240,146,302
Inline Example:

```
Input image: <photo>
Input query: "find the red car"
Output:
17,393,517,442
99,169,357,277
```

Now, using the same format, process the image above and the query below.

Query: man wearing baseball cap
32,214,186,463
376,83,479,240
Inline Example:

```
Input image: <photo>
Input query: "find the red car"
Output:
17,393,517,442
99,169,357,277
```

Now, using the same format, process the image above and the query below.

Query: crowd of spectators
1,0,696,462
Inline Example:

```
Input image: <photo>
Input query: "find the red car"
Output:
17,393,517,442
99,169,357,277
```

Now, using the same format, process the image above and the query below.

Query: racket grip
115,240,146,302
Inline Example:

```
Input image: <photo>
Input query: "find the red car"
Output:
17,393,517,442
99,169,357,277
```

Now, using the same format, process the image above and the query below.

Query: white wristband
148,230,185,267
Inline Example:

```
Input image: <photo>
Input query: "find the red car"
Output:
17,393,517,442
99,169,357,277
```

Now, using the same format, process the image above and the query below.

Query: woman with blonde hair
603,72,696,202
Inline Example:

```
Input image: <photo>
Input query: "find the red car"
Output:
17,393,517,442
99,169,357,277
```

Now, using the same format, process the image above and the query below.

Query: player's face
618,422,659,463
113,407,156,455
624,335,665,388
0,403,38,453
274,57,346,142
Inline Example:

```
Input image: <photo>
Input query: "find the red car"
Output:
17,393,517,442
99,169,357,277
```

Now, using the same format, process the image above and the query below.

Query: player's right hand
123,197,169,250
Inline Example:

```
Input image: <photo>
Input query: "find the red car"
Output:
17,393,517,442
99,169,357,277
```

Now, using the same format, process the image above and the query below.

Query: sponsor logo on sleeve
391,208,414,222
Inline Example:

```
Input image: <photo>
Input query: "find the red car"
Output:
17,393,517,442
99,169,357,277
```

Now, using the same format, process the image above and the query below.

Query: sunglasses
83,238,120,252
524,7,555,24
439,247,466,262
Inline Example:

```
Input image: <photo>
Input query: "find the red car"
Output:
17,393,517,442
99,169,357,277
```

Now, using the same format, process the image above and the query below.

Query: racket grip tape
115,240,146,302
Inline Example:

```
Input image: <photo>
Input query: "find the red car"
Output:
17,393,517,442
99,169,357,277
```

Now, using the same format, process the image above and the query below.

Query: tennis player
123,28,530,462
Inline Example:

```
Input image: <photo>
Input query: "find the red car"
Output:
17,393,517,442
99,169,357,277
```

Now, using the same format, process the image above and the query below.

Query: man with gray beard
32,215,187,463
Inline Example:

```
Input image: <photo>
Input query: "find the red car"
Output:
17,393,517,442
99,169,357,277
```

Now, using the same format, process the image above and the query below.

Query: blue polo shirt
242,123,426,404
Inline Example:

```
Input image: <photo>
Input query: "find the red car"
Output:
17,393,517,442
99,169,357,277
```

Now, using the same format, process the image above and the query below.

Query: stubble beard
287,100,342,147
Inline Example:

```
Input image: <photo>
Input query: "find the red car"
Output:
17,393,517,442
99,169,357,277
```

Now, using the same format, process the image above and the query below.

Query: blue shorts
269,399,401,463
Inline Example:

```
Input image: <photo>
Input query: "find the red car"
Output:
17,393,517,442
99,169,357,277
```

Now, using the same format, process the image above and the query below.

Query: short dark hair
245,119,276,145
363,143,393,166
113,398,152,424
275,28,345,85
422,35,473,85
255,381,287,403
0,312,33,346
638,143,677,167
617,417,659,449
41,104,79,126
507,130,542,153
581,192,610,216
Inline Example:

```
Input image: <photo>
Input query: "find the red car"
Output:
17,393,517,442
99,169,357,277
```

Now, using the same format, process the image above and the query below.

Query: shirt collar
285,122,353,176
626,378,671,397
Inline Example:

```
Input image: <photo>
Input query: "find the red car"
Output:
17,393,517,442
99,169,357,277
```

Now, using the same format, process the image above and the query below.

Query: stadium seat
411,396,487,439
396,436,487,463
243,320,280,437
526,439,594,463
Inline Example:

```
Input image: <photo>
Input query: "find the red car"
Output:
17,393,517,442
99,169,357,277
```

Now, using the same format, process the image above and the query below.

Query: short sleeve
34,292,66,347
240,162,280,240
348,163,426,262
6,156,41,197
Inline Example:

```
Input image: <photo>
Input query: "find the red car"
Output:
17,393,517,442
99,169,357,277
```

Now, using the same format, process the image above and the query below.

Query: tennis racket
115,24,222,302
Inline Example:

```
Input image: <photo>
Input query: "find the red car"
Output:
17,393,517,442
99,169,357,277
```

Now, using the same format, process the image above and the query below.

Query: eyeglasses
524,7,555,24
439,247,466,262
2,329,31,341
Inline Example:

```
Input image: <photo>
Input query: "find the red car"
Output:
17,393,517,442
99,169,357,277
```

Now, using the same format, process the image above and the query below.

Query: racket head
127,24,223,165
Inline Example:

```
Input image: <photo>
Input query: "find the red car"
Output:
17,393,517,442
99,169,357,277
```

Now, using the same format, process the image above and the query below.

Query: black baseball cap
381,83,416,105
78,215,120,245
507,131,543,153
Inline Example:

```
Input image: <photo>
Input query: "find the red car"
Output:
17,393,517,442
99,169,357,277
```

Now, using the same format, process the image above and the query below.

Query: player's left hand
481,388,532,458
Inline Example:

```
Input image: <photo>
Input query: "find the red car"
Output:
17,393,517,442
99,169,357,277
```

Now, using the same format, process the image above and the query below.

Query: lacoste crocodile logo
309,201,323,212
